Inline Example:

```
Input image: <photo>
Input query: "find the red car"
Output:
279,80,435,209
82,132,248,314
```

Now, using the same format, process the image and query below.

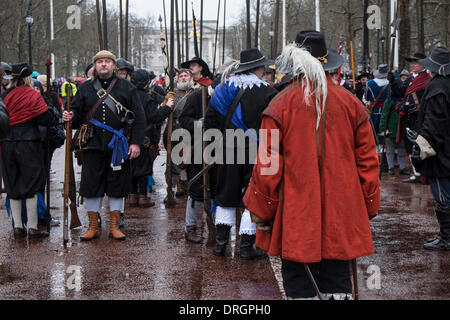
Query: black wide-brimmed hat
294,30,344,71
405,52,427,63
181,57,212,78
357,72,372,80
3,62,33,80
419,46,450,76
233,48,272,74
1,62,11,74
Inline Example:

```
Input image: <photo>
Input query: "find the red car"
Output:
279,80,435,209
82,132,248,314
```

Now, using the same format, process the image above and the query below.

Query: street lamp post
26,2,34,66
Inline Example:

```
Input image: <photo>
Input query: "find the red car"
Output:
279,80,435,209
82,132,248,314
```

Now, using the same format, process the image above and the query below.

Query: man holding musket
63,50,145,241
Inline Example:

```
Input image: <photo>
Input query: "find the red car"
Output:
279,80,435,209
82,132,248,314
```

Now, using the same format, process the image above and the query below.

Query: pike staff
213,0,221,74
164,0,177,208
45,59,52,233
63,84,73,246
96,0,103,50
192,6,200,57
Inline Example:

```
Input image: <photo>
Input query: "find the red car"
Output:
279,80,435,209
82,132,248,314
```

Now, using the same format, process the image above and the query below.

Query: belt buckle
97,88,107,99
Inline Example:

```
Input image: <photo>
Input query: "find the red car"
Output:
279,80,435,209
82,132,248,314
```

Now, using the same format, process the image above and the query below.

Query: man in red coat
243,31,380,300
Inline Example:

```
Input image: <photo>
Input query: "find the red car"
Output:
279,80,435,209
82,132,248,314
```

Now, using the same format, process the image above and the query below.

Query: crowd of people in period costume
0,27,449,300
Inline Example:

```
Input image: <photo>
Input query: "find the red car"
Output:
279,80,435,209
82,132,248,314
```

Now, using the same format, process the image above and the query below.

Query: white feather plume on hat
275,43,328,131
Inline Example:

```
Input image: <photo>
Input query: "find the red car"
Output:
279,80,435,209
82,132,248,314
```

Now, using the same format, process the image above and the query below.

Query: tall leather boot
424,207,450,250
176,180,188,197
240,234,264,260
80,212,100,241
185,226,202,243
109,211,126,240
127,194,138,207
138,195,155,208
213,224,231,256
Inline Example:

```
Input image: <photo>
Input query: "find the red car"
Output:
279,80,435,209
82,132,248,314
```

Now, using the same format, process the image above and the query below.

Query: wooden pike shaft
350,41,356,92
96,0,103,50
63,84,72,246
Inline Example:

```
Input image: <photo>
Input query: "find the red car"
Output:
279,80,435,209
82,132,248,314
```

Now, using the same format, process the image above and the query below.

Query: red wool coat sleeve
244,116,283,221
355,112,381,218
243,116,284,251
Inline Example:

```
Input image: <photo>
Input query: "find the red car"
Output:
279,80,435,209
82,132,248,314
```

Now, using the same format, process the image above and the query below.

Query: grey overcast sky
113,0,244,25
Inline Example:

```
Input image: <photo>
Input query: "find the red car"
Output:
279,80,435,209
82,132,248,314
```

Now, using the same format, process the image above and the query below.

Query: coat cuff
365,188,380,218
243,181,279,221
416,135,437,160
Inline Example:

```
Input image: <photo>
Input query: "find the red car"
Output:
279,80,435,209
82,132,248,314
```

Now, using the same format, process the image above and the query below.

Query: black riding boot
240,234,264,260
424,207,450,251
213,224,231,256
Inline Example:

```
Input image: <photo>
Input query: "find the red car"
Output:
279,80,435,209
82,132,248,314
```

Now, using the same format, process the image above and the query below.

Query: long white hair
275,43,328,130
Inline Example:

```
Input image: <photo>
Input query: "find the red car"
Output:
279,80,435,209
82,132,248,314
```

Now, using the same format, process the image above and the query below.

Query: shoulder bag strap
86,78,119,122
223,88,245,132
411,92,421,108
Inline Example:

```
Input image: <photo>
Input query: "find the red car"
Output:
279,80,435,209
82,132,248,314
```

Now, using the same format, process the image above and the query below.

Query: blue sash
90,119,129,171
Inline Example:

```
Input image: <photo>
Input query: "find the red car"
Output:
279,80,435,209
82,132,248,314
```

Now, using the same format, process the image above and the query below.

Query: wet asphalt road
0,146,448,300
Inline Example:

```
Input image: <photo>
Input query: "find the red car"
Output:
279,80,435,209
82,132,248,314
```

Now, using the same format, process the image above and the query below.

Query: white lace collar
227,73,268,90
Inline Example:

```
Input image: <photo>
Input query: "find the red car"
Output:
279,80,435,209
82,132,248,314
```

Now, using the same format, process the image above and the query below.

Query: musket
63,84,72,246
69,153,81,229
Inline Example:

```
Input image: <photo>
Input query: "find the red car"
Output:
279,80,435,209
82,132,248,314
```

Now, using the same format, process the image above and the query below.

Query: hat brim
234,58,273,74
321,50,344,72
419,57,450,76
181,58,212,78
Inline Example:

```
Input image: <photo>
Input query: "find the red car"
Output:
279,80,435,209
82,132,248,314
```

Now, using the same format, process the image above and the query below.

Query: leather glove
411,143,421,162
250,213,274,234
406,127,418,143
162,91,176,107
387,71,395,84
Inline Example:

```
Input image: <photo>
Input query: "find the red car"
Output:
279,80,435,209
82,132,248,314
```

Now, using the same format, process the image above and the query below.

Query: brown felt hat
93,50,117,63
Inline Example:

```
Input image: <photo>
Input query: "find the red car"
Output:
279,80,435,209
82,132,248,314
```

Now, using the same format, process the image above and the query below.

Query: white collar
227,73,268,90
373,78,389,87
